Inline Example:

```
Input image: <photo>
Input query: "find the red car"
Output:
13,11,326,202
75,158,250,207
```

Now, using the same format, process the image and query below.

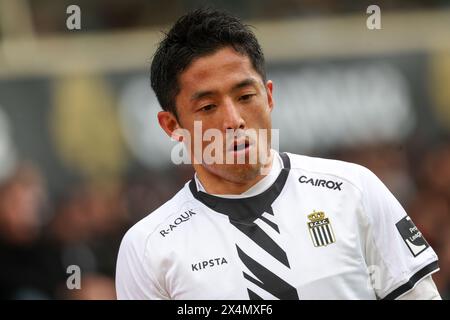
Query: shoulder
284,152,405,223
284,152,376,193
118,183,196,255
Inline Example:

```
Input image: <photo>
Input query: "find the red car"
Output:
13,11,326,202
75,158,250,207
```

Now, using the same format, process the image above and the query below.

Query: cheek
183,125,218,151
254,94,271,111
248,102,271,127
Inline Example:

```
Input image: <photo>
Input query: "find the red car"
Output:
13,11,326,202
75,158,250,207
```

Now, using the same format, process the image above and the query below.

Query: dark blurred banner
0,52,448,194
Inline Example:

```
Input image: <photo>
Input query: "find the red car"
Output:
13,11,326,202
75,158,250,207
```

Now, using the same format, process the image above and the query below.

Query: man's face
170,46,274,183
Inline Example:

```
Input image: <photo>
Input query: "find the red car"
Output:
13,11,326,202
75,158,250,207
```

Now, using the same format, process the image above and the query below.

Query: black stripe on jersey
265,206,274,216
247,289,263,300
237,245,299,300
188,153,291,222
259,214,280,233
382,260,439,300
231,220,289,267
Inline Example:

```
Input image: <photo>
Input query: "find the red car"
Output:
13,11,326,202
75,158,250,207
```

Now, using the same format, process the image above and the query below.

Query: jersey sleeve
398,276,442,300
115,228,169,300
358,166,439,300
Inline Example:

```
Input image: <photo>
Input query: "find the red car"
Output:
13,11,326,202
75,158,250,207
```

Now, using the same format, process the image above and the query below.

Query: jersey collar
188,152,291,222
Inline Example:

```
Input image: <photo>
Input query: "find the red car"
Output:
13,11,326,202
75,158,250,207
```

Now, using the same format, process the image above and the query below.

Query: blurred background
0,0,449,300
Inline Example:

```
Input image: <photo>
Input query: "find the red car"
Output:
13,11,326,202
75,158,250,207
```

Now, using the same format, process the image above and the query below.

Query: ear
157,111,183,142
265,80,274,112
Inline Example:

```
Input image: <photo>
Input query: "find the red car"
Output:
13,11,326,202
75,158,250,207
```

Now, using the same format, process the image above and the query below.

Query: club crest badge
307,210,336,247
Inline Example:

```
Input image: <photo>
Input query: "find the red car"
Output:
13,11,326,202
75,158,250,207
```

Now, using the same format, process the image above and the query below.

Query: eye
239,94,256,102
200,104,216,112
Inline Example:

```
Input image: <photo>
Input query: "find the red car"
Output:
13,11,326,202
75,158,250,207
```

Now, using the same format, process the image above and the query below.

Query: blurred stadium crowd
0,159,194,299
1,0,450,299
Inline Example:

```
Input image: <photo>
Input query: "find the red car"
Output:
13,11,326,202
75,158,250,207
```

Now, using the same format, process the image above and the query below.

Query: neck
194,153,274,195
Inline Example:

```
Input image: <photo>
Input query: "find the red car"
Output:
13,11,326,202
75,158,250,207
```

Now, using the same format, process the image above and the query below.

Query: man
116,9,441,300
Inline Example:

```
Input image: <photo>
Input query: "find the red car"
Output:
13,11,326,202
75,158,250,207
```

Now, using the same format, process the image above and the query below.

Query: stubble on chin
208,162,262,184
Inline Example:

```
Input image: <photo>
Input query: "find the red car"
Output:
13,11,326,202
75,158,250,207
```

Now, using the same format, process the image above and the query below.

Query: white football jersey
116,152,439,300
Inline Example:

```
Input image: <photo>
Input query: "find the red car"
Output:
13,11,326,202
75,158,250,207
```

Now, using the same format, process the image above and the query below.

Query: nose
221,98,245,131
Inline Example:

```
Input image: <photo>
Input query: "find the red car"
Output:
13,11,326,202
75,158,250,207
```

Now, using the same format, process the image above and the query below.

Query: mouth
229,139,252,154
233,140,250,152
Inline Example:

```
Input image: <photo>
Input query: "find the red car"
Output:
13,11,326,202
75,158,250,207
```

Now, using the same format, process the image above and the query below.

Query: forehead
177,47,262,94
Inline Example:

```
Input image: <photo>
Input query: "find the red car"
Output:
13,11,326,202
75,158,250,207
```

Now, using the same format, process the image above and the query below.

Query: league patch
396,216,429,257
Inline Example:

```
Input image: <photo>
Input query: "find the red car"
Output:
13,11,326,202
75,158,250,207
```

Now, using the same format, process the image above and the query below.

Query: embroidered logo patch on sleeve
396,216,429,257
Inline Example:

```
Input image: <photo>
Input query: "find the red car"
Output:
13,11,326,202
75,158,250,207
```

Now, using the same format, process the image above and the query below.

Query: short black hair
150,8,267,116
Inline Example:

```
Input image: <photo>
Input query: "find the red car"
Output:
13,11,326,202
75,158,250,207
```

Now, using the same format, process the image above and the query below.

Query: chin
211,162,262,183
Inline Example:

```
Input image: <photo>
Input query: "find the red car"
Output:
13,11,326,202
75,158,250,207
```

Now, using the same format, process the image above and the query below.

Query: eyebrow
190,78,258,101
